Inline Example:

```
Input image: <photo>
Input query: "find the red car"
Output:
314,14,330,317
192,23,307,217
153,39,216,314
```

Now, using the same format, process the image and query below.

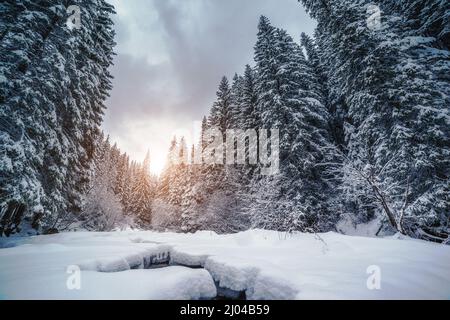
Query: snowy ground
0,230,449,300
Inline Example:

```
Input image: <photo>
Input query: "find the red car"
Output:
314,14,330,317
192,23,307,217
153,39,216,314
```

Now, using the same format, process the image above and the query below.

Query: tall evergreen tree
251,16,334,232
208,76,232,134
129,151,155,227
299,0,450,239
240,65,259,130
0,1,115,236
230,73,244,128
81,135,124,231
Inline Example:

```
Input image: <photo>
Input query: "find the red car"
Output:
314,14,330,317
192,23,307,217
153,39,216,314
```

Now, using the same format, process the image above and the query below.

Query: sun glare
149,153,166,176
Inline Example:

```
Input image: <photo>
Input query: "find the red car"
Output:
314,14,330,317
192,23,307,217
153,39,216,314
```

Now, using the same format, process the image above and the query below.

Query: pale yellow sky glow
106,117,199,175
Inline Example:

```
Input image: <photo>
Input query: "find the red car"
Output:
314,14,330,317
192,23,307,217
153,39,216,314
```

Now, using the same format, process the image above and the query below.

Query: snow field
0,230,449,299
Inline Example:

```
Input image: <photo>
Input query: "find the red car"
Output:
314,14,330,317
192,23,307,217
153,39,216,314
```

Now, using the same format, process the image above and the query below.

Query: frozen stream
0,230,449,299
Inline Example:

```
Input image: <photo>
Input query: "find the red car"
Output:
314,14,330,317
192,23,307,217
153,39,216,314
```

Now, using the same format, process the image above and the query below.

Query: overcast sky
103,0,316,174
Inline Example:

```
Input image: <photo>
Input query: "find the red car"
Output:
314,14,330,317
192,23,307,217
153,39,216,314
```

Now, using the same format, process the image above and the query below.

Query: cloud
103,0,316,169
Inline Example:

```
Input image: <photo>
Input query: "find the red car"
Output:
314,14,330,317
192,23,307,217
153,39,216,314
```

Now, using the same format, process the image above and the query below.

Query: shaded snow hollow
0,230,449,299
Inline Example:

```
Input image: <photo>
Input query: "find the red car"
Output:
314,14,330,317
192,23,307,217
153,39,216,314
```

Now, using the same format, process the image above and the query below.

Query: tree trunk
371,185,399,232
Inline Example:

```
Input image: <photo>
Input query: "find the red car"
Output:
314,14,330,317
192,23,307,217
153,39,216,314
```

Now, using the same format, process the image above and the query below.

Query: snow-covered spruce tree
119,155,136,218
155,137,183,230
157,137,178,203
81,136,125,231
180,159,249,233
384,0,450,50
208,76,233,134
123,160,137,214
247,17,280,231
0,0,115,236
251,16,335,232
179,163,201,232
158,139,174,191
300,33,324,84
230,73,244,128
167,74,251,233
156,136,205,233
205,76,253,233
240,65,260,131
379,0,450,239
300,32,342,147
58,0,115,229
114,152,131,210
174,137,198,232
299,0,383,227
178,137,189,166
299,0,450,240
0,1,68,236
200,116,208,153
128,151,156,228
174,125,207,232
231,64,261,187
300,32,345,222
226,71,256,227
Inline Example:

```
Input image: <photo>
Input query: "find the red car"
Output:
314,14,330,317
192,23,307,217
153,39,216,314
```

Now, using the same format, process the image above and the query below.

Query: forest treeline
0,1,448,242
